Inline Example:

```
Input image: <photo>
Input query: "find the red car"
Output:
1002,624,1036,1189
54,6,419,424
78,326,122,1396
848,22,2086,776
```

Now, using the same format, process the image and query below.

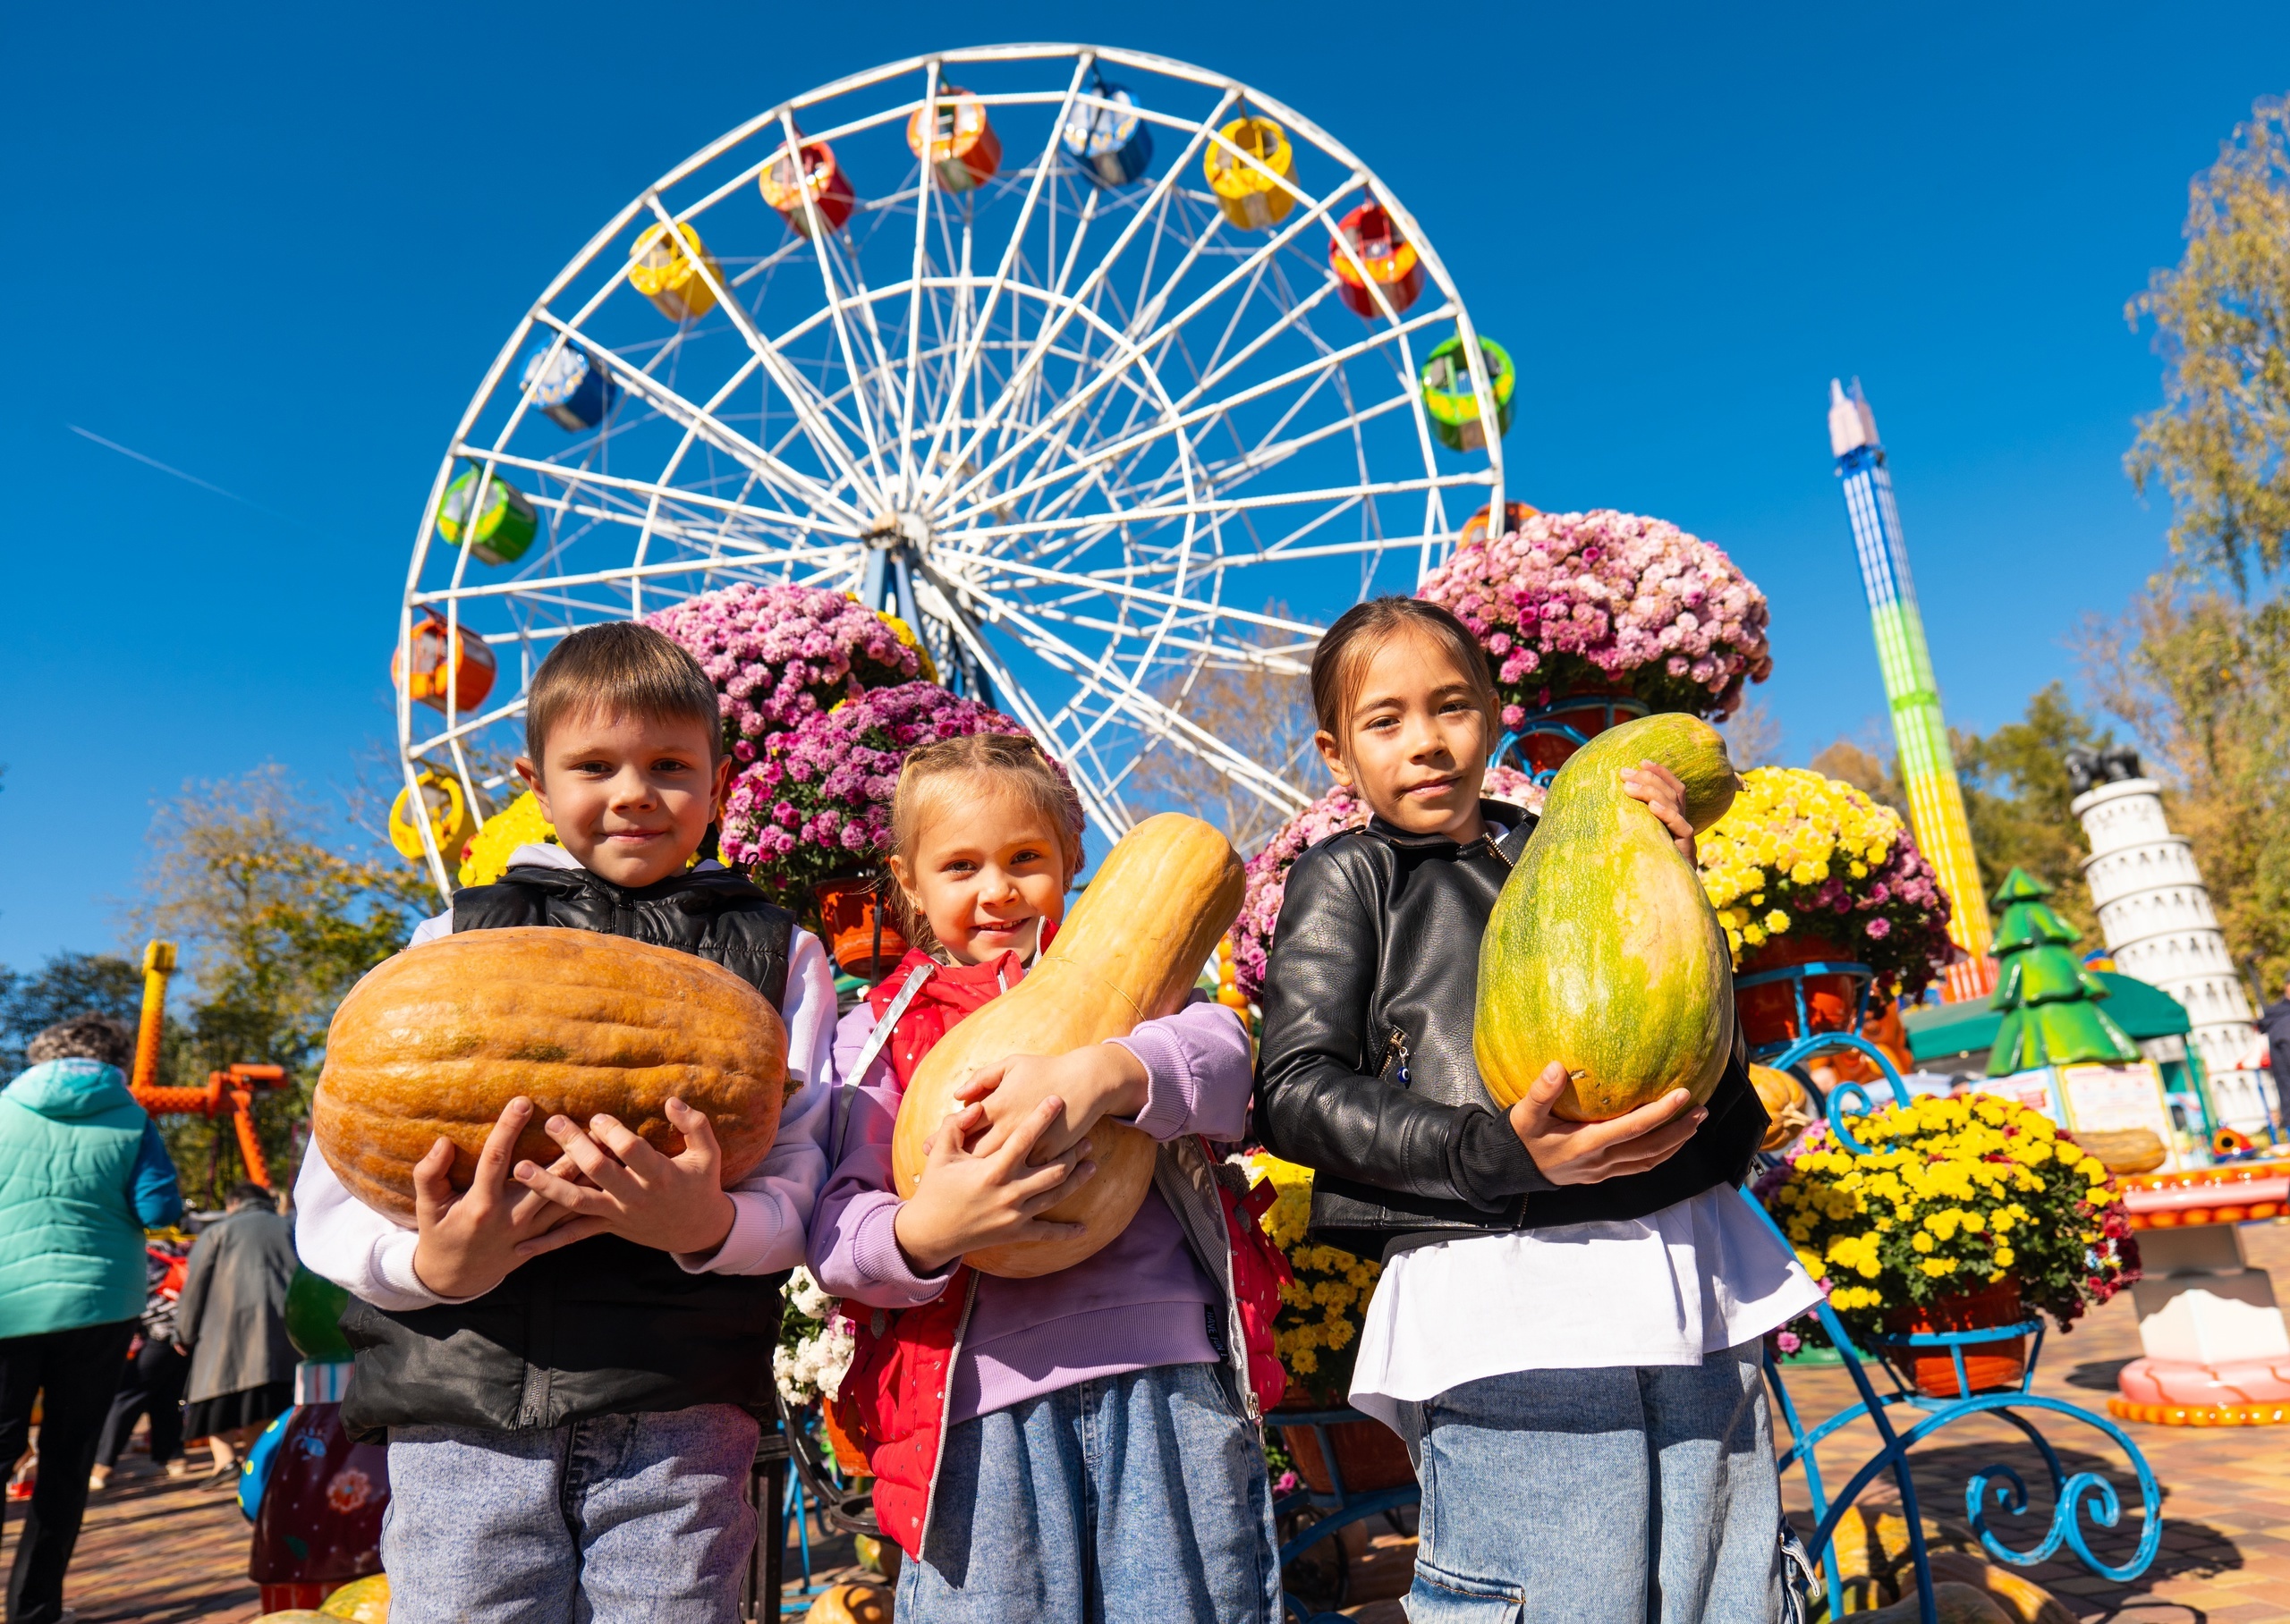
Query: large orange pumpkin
315,927,790,1221
890,814,1244,1278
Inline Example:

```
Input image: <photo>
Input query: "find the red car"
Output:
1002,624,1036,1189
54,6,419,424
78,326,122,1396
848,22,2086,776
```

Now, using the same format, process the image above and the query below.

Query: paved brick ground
15,1224,2289,1620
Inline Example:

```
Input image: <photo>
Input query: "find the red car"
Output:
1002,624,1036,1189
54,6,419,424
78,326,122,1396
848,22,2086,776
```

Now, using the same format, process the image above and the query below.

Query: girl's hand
1621,760,1695,859
510,1097,737,1260
892,1095,1099,1273
955,1045,1149,1163
410,1096,588,1298
1507,1062,1707,1186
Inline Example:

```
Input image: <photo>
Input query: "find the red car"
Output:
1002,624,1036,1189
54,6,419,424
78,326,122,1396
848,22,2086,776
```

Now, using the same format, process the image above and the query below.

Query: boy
295,622,835,1624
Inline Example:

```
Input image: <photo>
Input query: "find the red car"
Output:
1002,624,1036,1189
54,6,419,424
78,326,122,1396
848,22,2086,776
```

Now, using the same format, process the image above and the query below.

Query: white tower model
2069,746,2277,1132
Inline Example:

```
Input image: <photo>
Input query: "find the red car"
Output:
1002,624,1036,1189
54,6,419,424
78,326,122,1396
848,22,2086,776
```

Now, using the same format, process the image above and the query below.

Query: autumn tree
1128,634,1320,857
2126,95,2290,588
1954,683,2110,940
134,765,431,1201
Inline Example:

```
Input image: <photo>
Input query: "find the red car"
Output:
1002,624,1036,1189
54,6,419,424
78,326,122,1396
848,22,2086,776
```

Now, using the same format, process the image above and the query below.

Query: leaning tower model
2069,746,2272,1128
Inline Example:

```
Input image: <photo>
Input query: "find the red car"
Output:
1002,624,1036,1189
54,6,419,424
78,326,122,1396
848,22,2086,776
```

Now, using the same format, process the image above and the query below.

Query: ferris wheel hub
863,509,934,556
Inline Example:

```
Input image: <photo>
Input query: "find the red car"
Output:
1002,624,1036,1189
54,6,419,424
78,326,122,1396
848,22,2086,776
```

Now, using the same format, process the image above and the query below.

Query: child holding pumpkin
1253,597,1820,1623
294,623,840,1624
808,733,1288,1623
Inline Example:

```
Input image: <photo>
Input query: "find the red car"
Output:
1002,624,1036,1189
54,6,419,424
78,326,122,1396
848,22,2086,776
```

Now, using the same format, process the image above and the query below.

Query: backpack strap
832,961,936,1164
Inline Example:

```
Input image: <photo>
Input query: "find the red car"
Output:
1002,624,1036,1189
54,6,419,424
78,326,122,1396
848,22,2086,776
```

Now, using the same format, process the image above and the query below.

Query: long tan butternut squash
890,814,1244,1277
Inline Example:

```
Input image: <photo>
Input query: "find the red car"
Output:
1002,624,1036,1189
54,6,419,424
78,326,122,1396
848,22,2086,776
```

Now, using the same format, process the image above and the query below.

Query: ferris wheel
394,43,1512,893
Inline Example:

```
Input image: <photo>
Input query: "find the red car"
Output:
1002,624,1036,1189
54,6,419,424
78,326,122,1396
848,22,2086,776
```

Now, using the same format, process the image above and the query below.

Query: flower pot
1736,933,1859,1049
1880,1281,2028,1399
819,1400,870,1478
1276,1414,1415,1494
813,877,909,979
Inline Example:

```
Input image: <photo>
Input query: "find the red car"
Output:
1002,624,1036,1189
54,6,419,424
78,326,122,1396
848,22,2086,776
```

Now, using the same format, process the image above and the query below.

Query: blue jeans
896,1361,1282,1623
1398,1342,1783,1623
382,1402,759,1624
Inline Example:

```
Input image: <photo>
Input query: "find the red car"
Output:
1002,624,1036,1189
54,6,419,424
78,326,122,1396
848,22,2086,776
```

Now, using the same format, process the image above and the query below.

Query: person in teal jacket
0,1015,184,1624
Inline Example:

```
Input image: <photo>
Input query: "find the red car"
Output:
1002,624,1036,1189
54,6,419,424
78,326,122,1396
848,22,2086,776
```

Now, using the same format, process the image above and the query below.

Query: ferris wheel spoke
539,331,865,525
910,60,1090,503
943,587,1308,813
939,552,1317,642
945,166,1370,514
776,110,901,503
939,308,1452,532
936,88,1241,501
636,194,886,512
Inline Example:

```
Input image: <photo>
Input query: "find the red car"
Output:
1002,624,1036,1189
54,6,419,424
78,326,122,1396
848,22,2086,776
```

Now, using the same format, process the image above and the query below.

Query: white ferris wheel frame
397,42,1509,896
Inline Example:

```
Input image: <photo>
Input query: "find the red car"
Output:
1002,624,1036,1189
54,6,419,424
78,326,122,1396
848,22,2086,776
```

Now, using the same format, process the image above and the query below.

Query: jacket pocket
1408,1554,1525,1621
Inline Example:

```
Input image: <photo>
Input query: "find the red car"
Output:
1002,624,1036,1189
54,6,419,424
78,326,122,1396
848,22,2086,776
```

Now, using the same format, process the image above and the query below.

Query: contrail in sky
67,423,287,520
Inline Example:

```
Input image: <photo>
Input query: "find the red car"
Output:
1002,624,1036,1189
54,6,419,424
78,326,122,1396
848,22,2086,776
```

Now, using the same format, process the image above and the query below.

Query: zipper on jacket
1379,1028,1412,1087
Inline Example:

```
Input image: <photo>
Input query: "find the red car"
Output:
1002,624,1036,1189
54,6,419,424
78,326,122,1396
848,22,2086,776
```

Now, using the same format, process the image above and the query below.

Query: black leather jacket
1252,801,1767,1260
339,860,796,1437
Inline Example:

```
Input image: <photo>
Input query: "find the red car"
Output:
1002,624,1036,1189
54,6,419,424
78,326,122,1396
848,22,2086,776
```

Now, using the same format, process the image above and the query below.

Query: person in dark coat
176,1183,298,1476
88,1237,193,1490
2257,975,2290,1104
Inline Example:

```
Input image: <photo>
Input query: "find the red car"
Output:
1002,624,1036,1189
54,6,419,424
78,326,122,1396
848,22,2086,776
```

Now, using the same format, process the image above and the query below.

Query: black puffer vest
1253,803,1766,1259
339,861,795,1437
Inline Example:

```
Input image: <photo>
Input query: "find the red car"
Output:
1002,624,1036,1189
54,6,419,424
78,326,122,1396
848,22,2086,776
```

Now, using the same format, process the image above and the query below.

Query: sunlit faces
515,705,731,888
889,776,1072,965
1314,625,1492,842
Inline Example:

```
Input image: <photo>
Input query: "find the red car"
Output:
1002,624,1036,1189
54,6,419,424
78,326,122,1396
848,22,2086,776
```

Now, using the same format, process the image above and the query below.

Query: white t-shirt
1346,1185,1823,1433
293,843,838,1310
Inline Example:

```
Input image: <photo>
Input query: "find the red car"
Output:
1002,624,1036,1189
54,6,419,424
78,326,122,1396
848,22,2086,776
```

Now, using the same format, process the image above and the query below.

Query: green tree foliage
1955,683,2110,942
2082,583,2290,995
0,952,145,1076
1987,868,2140,1076
136,765,431,1203
2127,95,2290,588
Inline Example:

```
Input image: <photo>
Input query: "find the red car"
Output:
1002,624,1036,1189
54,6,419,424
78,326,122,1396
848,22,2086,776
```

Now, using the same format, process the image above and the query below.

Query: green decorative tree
1987,867,2143,1076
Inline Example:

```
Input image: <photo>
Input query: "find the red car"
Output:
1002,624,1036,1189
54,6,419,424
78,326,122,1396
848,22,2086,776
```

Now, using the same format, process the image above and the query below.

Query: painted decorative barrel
627,220,721,322
1204,115,1295,230
1329,200,1424,318
436,464,539,566
387,772,476,865
1061,83,1153,186
392,608,498,714
907,87,1000,192
521,341,618,431
761,140,856,236
1421,335,1515,453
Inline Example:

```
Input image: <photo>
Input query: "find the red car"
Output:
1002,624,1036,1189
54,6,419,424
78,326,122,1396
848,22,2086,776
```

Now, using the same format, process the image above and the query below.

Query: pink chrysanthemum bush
722,681,1036,900
646,584,922,764
1417,510,1773,726
1228,767,1543,1003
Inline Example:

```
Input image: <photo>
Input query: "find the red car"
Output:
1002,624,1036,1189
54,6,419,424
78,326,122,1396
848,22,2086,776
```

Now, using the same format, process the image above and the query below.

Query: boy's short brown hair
524,622,723,763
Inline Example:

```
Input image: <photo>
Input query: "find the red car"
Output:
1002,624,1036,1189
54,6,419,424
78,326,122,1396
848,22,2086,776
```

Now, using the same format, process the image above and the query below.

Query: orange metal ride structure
129,940,283,1189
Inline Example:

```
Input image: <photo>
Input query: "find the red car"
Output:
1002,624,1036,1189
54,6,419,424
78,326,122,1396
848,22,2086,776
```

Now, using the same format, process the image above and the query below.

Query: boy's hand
957,1045,1149,1164
893,1095,1099,1273
1508,1062,1706,1186
511,1097,737,1259
410,1097,587,1298
1621,760,1695,860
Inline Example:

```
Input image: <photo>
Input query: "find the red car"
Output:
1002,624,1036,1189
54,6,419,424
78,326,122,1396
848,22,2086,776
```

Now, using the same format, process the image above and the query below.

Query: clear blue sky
4,1,2283,970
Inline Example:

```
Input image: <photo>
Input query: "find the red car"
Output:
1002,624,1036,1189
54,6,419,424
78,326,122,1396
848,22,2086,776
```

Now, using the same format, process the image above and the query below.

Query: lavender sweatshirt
809,994,1253,1423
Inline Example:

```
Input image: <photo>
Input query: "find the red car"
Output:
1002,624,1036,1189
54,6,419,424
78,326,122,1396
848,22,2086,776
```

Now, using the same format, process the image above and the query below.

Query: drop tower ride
1828,378,1995,1000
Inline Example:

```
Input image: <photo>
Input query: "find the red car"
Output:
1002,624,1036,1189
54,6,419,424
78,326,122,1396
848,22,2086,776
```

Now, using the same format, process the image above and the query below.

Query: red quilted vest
827,944,1291,1560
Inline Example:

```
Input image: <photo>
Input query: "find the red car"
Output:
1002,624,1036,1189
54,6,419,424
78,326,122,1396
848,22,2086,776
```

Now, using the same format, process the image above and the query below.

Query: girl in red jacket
810,733,1286,1622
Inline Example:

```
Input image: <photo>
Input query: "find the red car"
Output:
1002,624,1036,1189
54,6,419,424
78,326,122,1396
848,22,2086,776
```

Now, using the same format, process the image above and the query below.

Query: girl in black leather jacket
1253,598,1816,1624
